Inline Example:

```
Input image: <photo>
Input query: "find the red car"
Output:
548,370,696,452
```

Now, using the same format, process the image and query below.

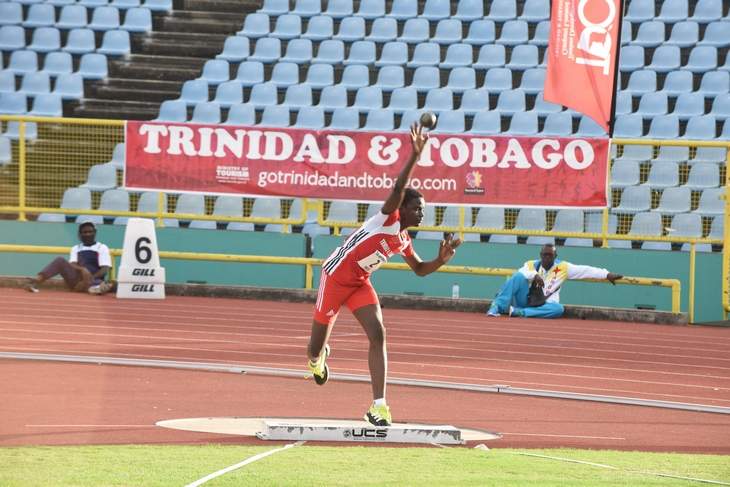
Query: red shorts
313,271,379,325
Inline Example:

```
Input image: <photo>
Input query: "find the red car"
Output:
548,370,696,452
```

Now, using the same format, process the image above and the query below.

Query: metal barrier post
156,192,165,228
723,148,730,318
689,240,696,324
17,122,27,222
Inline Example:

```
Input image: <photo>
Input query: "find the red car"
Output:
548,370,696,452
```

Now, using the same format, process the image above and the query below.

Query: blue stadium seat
269,62,299,87
176,79,208,105
155,99,187,121
302,15,333,41
0,71,15,93
213,81,242,107
397,109,420,130
642,162,679,189
469,111,502,134
483,68,513,92
144,0,172,11
698,71,729,96
671,215,704,251
367,17,397,42
508,111,538,135
271,14,302,40
661,70,693,96
610,161,640,188
423,87,453,113
399,18,429,43
198,59,230,86
111,0,141,9
496,20,528,46
225,103,256,125
78,53,108,80
657,0,688,23
440,43,473,69
646,114,680,139
624,69,657,96
0,92,27,114
318,85,348,111
422,0,450,20
0,136,11,167
495,89,525,115
375,41,408,66
339,64,369,90
42,52,72,77
97,29,130,56
0,3,23,26
81,163,117,191
433,110,465,133
682,115,717,139
63,28,96,54
260,105,290,127
710,93,730,121
648,45,681,72
488,0,516,21
20,71,51,96
374,65,404,91
248,81,278,108
507,44,539,71
79,0,107,6
210,196,243,229
248,37,282,63
364,109,395,130
530,20,550,46
312,39,345,64
0,25,25,51
329,107,359,129
514,208,546,232
576,116,607,136
89,6,120,30
446,67,476,93
107,142,125,169
282,84,312,109
238,13,270,38
685,163,720,189
282,38,313,64
217,36,249,62
615,144,652,162
28,27,60,53
292,0,321,17
474,44,506,69
692,187,723,216
666,20,699,47
653,145,689,162
352,86,383,110
691,147,726,164
621,19,632,44
689,0,722,22
625,0,655,22
233,61,264,87
355,0,386,19
464,19,496,45
344,41,375,65
324,0,353,19
455,0,483,20
520,0,549,21
29,93,62,116
387,86,417,112
120,7,151,32
334,16,365,41
672,92,705,120
258,0,288,15
294,106,325,129
614,185,651,213
410,66,440,92
541,112,573,136
407,42,440,67
682,46,717,72
433,19,462,44
8,50,39,75
700,21,729,46
636,91,668,118
24,4,57,28
653,187,691,214
520,68,546,95
633,20,665,47
190,102,221,124
459,88,489,115
387,0,417,20
613,114,643,137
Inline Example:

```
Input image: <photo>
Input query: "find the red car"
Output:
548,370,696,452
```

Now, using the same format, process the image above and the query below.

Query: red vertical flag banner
545,0,623,131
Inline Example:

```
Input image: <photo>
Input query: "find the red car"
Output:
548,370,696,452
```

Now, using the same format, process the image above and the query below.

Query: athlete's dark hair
78,222,96,232
401,188,423,208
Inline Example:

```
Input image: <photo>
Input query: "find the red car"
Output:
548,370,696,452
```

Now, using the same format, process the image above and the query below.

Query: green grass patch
1,445,728,486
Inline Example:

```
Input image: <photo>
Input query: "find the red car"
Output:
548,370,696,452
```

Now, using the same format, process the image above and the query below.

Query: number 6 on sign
117,218,166,299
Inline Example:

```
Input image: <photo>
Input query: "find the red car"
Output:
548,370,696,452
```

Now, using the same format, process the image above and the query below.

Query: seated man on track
487,244,623,319
307,123,462,427
26,221,114,295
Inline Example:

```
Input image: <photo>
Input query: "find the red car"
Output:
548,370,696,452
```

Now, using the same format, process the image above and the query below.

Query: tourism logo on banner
544,0,622,131
124,122,609,208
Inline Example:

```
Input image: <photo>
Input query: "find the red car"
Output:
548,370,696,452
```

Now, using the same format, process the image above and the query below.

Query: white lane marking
183,441,304,487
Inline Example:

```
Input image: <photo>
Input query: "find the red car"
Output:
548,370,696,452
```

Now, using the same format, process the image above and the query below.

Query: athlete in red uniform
307,123,462,427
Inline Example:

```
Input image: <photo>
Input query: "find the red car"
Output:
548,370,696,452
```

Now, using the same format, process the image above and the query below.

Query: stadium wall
0,221,721,323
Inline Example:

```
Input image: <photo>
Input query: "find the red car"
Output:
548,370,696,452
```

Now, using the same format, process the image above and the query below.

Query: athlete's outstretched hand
438,233,462,264
410,123,428,155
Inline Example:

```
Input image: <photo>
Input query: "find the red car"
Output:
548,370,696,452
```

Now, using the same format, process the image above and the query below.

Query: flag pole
608,0,626,138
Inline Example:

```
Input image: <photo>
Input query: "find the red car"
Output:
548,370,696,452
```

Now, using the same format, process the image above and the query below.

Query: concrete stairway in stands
69,0,259,120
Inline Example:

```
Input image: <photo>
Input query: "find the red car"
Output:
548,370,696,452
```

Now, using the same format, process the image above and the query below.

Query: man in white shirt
487,244,623,318
27,221,113,294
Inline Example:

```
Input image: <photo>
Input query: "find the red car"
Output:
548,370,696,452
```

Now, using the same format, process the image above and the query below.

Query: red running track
1,288,730,453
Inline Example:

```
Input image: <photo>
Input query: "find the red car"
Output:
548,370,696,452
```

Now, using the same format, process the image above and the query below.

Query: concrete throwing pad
156,417,500,445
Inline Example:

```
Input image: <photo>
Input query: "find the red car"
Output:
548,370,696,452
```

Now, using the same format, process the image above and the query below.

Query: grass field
2,445,729,486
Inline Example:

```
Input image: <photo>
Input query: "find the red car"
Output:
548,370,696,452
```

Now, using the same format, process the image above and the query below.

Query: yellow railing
0,244,682,314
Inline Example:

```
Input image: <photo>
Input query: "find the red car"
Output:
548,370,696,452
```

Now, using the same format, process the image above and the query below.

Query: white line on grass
183,441,304,487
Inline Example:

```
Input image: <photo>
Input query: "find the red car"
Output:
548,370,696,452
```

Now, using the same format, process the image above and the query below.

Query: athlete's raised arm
381,123,428,215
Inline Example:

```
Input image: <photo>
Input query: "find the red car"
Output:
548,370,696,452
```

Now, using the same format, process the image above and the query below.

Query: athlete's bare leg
353,304,387,400
308,319,334,361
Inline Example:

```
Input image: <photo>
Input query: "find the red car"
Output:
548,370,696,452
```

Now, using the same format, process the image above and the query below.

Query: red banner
124,121,609,208
545,0,622,131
